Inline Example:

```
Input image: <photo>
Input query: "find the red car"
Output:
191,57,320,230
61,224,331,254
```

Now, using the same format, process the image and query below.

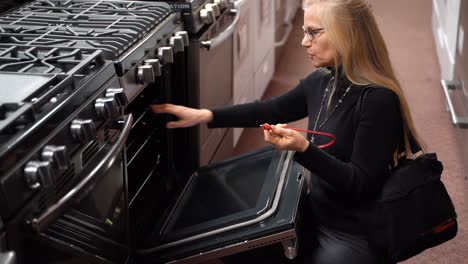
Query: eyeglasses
302,25,324,41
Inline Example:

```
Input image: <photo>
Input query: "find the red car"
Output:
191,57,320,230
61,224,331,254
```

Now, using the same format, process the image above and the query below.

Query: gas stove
0,1,190,263
0,0,183,231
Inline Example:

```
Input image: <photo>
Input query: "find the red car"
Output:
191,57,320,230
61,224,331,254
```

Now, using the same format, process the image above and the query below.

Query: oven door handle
441,80,468,128
201,8,240,50
29,114,133,233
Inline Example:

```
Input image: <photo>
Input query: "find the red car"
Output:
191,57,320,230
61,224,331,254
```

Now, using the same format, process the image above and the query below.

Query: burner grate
0,45,103,74
0,0,172,59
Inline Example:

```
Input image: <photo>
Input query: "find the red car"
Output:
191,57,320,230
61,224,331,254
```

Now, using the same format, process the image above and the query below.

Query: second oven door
137,147,305,263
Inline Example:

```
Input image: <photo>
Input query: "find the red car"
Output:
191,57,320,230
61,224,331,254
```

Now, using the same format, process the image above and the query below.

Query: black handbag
356,88,458,262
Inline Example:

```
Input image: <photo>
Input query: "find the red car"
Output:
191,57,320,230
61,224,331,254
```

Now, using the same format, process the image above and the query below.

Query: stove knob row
70,119,96,144
24,160,53,190
200,8,216,25
170,36,185,53
175,31,189,46
137,47,172,84
41,145,70,171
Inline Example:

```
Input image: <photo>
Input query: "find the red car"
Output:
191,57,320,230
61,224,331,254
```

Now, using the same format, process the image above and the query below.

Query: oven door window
159,147,283,242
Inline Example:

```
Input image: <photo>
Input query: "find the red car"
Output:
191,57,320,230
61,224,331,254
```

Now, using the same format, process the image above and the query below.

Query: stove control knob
24,161,53,190
214,0,228,10
175,31,189,46
105,88,128,111
205,3,221,17
200,8,215,25
41,145,70,171
145,59,161,77
144,59,162,77
95,97,120,119
170,36,185,53
137,65,155,84
70,119,96,144
158,47,174,64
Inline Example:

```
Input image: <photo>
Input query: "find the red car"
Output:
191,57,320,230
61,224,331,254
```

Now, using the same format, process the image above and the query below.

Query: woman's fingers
270,124,292,137
150,103,176,114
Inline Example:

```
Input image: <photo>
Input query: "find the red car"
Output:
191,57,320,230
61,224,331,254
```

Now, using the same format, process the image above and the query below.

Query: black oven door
28,114,133,264
137,147,305,264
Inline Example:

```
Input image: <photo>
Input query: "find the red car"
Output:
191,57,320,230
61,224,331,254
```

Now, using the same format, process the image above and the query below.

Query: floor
230,0,468,263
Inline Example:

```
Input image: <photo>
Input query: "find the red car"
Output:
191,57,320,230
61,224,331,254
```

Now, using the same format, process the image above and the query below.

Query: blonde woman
152,0,422,262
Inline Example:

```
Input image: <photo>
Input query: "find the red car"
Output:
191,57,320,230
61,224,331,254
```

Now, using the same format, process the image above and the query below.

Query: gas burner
14,0,171,19
0,46,107,141
0,44,103,74
0,25,138,58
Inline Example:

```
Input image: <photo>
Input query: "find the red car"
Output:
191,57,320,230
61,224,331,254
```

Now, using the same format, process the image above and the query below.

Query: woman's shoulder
363,85,399,101
359,85,400,112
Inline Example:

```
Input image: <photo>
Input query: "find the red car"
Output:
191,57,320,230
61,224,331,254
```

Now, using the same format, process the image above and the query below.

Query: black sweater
209,69,403,234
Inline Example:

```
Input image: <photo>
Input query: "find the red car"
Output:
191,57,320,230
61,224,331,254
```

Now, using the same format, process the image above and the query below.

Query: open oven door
137,147,305,263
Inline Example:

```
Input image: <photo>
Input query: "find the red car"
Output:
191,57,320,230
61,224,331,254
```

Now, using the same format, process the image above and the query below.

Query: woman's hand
150,104,213,128
263,124,310,152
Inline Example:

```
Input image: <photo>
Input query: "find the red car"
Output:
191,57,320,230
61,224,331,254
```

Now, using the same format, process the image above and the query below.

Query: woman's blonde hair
303,0,424,156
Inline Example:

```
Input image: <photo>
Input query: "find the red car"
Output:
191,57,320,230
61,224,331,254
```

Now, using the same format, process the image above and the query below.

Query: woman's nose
301,35,311,47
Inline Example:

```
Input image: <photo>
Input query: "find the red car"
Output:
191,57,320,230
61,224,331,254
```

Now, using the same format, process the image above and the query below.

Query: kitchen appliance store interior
1,0,467,264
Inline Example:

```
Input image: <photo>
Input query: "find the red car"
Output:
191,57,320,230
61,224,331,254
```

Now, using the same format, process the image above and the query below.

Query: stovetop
0,0,172,59
0,0,174,158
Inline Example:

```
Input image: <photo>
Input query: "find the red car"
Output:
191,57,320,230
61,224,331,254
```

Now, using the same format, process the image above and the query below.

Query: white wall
432,0,461,80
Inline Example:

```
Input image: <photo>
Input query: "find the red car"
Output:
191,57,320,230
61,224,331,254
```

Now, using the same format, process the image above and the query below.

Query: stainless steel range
0,1,306,264
0,1,189,263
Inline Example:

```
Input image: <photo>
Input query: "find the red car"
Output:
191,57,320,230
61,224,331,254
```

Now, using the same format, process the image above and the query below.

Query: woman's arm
151,82,309,129
208,82,308,128
209,71,328,128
